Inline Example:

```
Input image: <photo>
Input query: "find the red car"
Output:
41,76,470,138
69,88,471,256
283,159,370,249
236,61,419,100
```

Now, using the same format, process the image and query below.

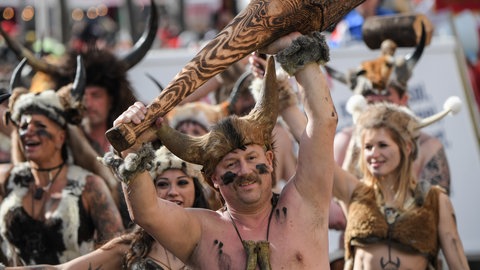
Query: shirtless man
110,31,336,269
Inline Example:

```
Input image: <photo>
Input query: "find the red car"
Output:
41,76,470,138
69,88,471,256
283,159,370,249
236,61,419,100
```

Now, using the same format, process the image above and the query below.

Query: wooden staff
106,0,366,152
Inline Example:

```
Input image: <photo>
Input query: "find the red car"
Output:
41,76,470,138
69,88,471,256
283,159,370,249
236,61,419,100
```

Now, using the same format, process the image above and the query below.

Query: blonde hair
355,102,418,208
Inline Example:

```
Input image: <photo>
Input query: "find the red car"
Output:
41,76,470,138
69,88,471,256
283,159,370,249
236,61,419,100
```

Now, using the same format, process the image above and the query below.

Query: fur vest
345,181,442,269
0,162,95,266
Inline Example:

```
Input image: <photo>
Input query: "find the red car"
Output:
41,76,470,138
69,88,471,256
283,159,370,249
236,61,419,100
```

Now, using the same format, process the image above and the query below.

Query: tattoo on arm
84,177,123,242
420,148,451,194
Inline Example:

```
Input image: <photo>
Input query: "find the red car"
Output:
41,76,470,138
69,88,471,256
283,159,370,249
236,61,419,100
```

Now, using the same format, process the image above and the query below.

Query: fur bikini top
344,181,443,268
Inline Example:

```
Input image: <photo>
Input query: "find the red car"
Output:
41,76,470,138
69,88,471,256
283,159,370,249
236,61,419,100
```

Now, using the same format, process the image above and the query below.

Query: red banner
436,0,480,12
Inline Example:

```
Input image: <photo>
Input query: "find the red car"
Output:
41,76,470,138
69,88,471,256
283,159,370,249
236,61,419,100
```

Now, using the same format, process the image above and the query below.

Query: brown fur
345,182,442,267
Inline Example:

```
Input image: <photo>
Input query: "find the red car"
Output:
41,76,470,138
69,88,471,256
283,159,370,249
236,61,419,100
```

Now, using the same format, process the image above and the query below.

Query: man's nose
237,159,252,175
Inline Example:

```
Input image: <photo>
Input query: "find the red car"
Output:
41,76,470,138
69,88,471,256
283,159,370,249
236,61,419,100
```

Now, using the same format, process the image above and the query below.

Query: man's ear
210,174,220,189
56,129,67,149
266,150,274,171
400,92,409,106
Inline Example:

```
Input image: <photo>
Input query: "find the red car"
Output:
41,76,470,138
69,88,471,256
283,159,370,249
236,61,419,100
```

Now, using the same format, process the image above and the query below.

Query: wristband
276,31,330,76
99,143,155,184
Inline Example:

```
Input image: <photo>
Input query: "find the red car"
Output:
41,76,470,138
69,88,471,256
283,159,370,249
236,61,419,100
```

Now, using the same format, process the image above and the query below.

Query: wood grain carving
106,0,366,151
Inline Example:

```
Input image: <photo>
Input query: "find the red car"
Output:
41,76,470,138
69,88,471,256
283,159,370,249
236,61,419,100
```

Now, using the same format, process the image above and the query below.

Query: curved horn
390,22,426,88
156,56,278,165
71,55,86,101
121,0,158,70
243,56,278,130
106,0,365,151
404,22,426,74
0,25,66,77
145,73,164,91
226,70,252,114
325,65,349,85
155,124,205,165
9,58,28,91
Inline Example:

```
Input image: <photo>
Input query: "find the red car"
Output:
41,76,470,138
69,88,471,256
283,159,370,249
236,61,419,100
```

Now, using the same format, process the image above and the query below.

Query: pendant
33,188,44,200
243,240,272,270
384,207,398,225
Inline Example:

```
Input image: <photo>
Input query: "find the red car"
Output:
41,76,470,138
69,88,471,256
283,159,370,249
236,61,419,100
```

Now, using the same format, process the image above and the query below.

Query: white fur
443,96,462,115
0,163,93,264
346,94,368,124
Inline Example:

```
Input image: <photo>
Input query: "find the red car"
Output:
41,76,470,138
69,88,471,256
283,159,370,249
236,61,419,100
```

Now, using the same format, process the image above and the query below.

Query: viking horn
0,25,66,77
245,57,279,131
324,65,349,85
225,71,253,114
145,73,164,91
106,0,366,152
390,22,426,87
121,0,158,70
71,55,86,101
156,56,278,165
404,22,426,75
9,58,28,91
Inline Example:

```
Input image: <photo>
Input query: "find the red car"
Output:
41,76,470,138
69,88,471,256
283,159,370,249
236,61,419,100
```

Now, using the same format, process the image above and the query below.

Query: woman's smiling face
362,127,401,177
154,169,196,208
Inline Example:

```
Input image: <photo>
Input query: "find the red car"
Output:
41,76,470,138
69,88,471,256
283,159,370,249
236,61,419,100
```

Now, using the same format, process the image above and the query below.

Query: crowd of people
0,0,474,269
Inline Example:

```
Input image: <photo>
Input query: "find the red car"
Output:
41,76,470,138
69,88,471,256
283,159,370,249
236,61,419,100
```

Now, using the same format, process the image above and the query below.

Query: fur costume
276,32,330,76
325,23,427,96
9,88,78,128
340,96,461,269
0,162,94,265
344,181,442,269
1,57,123,264
150,146,204,182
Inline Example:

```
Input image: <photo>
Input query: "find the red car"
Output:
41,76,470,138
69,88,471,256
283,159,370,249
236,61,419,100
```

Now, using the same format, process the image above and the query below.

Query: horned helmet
325,23,427,97
156,57,279,188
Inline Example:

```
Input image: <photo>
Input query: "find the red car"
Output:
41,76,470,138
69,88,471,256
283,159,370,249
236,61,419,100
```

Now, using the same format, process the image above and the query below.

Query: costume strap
98,143,155,185
276,31,330,76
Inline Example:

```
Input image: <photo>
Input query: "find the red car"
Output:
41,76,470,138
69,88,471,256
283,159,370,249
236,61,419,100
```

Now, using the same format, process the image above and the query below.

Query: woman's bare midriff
353,243,429,270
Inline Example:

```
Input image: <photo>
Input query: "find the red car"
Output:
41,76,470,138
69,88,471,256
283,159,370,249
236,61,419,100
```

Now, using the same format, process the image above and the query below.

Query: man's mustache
220,163,269,185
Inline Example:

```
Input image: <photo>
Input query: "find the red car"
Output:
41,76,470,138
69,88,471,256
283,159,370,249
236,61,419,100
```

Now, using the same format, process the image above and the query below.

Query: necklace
227,193,278,270
31,162,65,200
164,246,172,269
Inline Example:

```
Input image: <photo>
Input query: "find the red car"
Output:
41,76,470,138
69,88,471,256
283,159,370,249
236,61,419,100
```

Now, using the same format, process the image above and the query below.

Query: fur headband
150,146,204,182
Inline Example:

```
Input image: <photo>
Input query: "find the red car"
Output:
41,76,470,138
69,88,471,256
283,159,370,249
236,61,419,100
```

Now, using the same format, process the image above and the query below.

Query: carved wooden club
106,0,366,152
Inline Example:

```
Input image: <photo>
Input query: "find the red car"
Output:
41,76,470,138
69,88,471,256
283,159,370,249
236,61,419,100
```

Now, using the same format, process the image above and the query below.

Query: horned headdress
325,15,430,96
155,57,279,186
342,94,462,177
6,56,85,128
